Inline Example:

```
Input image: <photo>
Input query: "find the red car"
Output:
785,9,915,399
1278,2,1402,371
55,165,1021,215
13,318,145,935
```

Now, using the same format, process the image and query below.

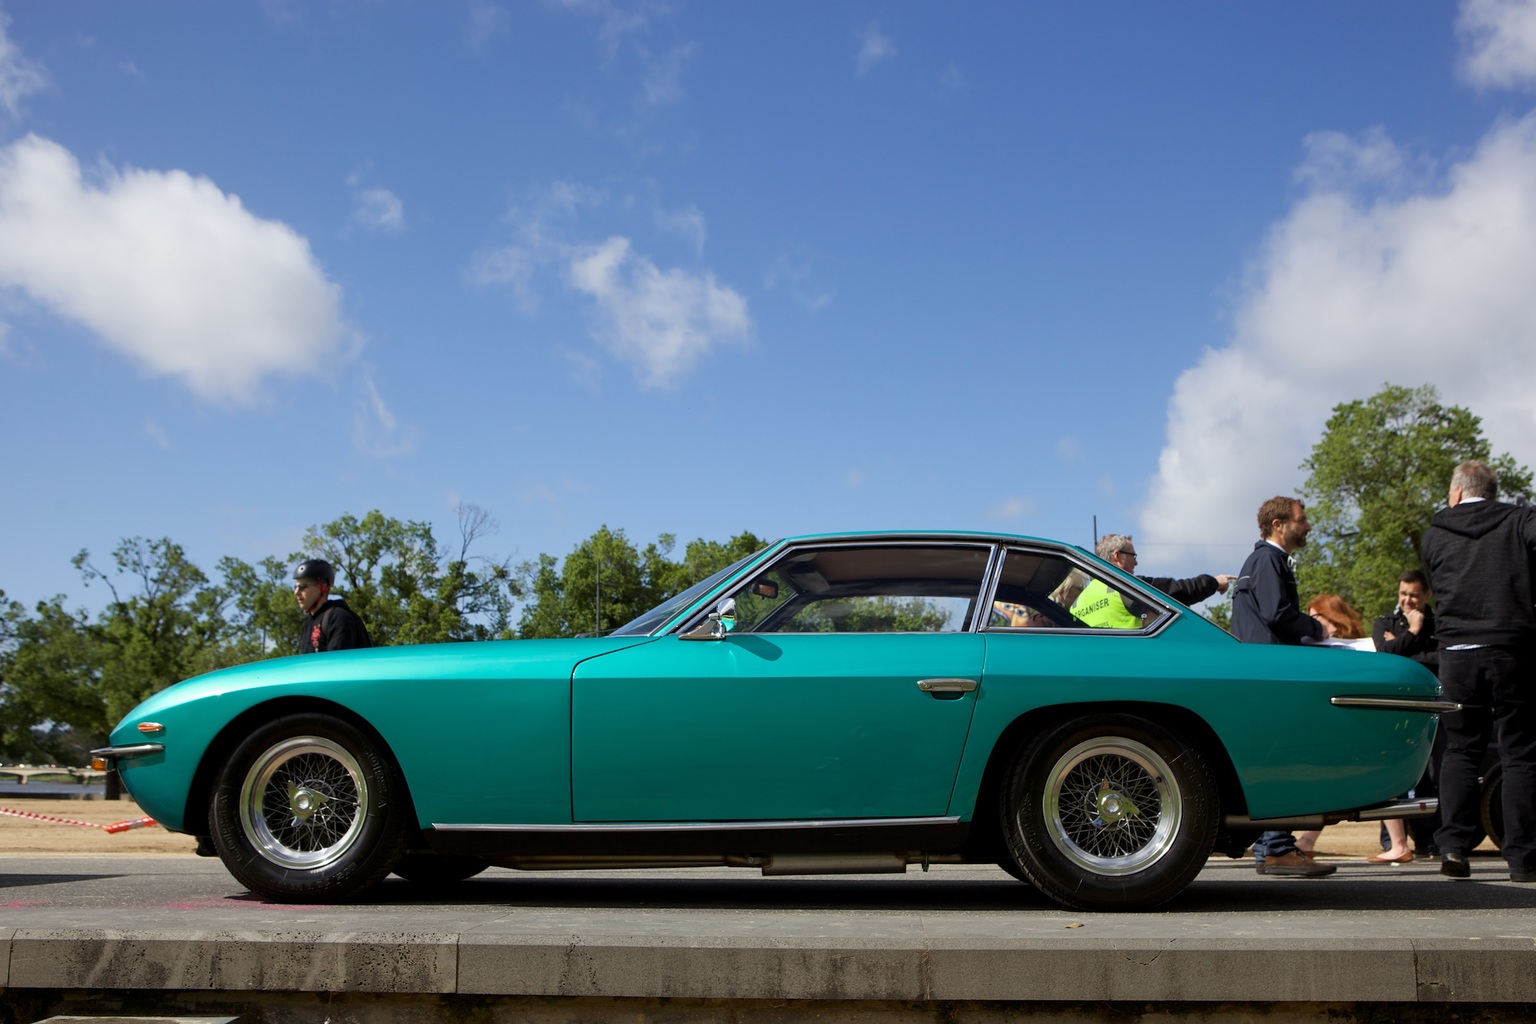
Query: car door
570,541,992,823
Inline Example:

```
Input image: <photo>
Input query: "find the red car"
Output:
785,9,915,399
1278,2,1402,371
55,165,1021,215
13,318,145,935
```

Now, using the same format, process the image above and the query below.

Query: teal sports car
94,531,1449,911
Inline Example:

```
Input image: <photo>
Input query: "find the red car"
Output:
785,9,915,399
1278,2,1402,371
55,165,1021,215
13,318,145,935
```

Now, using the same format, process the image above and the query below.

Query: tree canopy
1296,383,1533,620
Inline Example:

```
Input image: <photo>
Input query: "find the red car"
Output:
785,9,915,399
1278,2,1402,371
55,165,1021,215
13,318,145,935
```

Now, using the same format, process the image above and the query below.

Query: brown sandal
1366,852,1415,864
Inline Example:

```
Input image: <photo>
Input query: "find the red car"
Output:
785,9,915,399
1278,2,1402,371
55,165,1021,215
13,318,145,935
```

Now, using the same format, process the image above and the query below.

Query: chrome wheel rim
239,736,367,870
1041,736,1179,875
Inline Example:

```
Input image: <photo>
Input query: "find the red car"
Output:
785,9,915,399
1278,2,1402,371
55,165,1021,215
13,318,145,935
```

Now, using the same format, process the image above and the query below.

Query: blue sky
4,1,1536,614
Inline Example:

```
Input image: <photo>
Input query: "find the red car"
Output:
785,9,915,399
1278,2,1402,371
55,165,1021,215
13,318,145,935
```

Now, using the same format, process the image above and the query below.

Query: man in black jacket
1421,461,1536,883
1095,534,1234,605
294,558,372,654
1372,568,1440,856
1372,569,1438,671
1228,496,1334,877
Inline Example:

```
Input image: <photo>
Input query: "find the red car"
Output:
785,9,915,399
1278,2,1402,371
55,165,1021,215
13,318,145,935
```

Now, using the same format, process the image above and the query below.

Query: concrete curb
6,930,1536,1003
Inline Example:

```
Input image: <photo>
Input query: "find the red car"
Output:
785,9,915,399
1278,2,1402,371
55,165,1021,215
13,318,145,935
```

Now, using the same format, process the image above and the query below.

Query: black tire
1480,762,1504,851
996,858,1032,884
393,852,490,885
209,713,409,902
1000,714,1218,912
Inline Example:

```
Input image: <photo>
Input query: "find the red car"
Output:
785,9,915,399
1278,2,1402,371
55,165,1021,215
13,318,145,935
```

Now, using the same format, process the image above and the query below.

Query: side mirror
681,597,737,641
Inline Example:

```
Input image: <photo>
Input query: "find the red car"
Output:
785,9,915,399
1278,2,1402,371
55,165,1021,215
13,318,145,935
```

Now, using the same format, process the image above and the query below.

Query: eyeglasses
1119,550,1138,561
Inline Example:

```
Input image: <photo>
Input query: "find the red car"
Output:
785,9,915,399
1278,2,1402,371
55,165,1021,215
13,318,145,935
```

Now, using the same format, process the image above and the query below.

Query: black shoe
1441,852,1470,878
194,836,218,858
1512,870,1536,883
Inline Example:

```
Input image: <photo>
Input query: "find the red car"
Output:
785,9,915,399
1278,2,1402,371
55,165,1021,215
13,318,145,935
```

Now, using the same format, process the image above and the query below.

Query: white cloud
991,497,1037,521
764,250,833,312
351,186,404,232
0,135,349,404
1142,114,1536,573
143,418,171,450
0,10,47,118
467,0,511,49
654,201,705,256
473,181,752,386
639,42,696,106
568,235,751,388
1460,0,1536,88
351,373,416,458
856,22,896,76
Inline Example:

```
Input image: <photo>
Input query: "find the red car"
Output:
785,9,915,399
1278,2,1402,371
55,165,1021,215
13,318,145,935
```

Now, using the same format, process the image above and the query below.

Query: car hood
118,635,658,724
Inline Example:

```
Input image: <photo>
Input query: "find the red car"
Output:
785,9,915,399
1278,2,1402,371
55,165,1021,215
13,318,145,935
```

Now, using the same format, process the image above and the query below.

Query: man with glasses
1095,533,1235,606
294,558,372,654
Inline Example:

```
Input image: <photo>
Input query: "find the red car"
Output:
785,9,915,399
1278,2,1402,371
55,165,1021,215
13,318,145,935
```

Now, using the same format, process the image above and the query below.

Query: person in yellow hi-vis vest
1071,575,1144,629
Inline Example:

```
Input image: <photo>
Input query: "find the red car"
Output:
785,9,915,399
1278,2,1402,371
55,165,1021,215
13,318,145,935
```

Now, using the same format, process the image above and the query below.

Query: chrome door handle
917,678,978,694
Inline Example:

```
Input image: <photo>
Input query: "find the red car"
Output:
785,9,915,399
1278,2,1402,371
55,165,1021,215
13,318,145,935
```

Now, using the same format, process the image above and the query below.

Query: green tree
0,539,237,761
75,538,235,727
285,504,522,647
518,527,767,638
0,591,105,762
1297,383,1534,620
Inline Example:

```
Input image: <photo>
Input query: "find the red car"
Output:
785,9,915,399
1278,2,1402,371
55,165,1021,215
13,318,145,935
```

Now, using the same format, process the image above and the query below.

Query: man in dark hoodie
294,558,372,654
1421,460,1536,883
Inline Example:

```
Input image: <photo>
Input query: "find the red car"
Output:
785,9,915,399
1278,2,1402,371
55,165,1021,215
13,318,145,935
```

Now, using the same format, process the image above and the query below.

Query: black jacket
1372,606,1438,674
298,598,372,654
1140,574,1221,606
1228,540,1322,645
1421,499,1536,647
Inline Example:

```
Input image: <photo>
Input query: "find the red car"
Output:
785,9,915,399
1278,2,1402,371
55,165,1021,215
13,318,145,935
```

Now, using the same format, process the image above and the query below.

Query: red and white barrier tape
1,805,157,833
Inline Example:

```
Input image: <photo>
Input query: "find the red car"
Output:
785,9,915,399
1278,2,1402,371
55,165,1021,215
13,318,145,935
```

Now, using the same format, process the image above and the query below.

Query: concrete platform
4,853,1536,1022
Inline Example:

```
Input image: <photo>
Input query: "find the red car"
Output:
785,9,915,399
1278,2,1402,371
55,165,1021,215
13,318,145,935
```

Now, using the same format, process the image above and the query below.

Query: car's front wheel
209,713,409,902
1000,714,1217,911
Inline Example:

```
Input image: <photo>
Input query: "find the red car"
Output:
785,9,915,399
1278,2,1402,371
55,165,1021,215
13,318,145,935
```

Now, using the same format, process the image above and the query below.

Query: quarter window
990,548,1166,632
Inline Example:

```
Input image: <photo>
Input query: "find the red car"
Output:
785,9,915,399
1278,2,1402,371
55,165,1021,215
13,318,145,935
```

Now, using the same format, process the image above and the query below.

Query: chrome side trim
1330,697,1461,713
88,744,165,760
431,815,963,833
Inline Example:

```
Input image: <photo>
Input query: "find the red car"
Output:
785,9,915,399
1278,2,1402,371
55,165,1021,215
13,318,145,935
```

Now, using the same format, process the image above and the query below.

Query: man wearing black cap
294,558,372,654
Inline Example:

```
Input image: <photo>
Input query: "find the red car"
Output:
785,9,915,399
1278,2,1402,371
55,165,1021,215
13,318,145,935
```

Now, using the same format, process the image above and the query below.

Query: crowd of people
1212,461,1535,884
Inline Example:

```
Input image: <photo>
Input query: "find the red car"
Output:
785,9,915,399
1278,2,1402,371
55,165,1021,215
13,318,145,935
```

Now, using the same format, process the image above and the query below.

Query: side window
724,544,992,634
990,549,1165,632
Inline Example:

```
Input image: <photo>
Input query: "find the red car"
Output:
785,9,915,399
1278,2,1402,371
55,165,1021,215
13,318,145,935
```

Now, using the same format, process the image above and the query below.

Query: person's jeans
1253,830,1300,862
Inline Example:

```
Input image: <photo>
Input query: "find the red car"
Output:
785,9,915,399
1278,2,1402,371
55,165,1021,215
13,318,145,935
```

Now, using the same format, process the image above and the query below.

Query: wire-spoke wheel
240,737,367,870
1044,736,1180,875
1001,714,1217,911
211,713,409,902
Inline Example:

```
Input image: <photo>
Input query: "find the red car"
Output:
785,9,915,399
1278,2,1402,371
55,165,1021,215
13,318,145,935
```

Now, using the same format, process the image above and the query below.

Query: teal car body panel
571,632,982,821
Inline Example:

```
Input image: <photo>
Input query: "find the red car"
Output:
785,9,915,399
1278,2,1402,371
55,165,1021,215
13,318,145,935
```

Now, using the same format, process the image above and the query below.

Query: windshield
607,550,763,637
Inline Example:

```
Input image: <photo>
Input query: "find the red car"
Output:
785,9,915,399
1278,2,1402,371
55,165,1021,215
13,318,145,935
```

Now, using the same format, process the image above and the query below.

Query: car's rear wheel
209,713,409,902
1001,714,1217,911
393,852,491,885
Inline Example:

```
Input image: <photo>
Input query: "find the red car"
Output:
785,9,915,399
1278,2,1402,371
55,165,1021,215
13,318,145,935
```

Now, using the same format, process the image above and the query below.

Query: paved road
5,850,1536,935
